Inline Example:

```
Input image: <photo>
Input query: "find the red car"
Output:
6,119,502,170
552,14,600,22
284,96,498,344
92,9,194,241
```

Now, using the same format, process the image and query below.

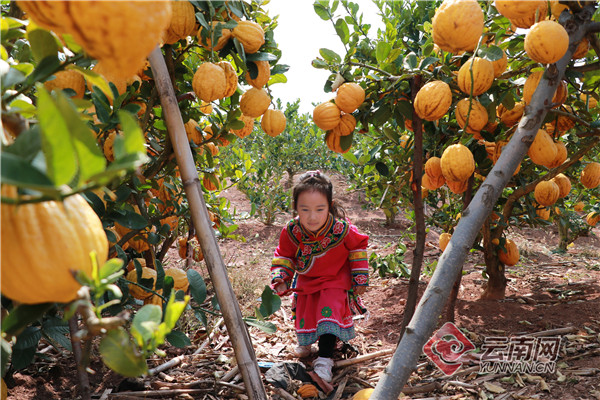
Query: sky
263,1,384,115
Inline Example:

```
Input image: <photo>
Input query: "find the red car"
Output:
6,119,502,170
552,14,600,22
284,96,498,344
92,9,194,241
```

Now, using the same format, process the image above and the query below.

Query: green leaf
68,65,113,103
313,3,330,21
245,52,278,62
26,24,59,63
116,111,146,159
99,328,148,377
335,19,350,44
258,285,281,317
163,295,189,330
1,337,12,377
375,162,390,176
311,59,328,69
319,48,341,64
166,330,191,348
339,133,353,151
187,269,207,304
37,88,77,186
2,125,41,162
14,326,42,350
0,152,58,193
479,45,504,62
1,303,53,337
55,92,106,185
99,258,125,281
25,55,61,86
112,210,148,230
42,317,72,351
243,317,277,334
132,304,162,347
342,151,359,164
405,52,418,69
376,41,392,63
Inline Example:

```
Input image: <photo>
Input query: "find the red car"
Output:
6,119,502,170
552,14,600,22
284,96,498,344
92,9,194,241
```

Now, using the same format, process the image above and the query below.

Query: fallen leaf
483,381,506,394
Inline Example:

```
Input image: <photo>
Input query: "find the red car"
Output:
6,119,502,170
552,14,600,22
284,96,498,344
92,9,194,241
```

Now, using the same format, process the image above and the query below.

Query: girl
270,170,369,383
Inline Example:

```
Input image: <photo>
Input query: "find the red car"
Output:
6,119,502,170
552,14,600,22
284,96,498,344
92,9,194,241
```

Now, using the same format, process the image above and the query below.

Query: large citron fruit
18,1,172,79
1,185,108,304
432,0,484,53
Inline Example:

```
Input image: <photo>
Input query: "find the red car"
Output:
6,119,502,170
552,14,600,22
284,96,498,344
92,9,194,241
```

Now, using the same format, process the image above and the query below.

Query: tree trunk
400,76,424,338
69,316,91,400
371,12,589,398
148,47,268,400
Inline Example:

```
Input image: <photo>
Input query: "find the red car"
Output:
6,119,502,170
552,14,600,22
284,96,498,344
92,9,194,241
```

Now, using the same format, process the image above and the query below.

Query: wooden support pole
147,47,267,400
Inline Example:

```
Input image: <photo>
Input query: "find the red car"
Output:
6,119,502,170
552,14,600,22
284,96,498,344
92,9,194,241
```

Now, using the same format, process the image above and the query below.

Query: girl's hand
353,286,367,296
273,278,288,295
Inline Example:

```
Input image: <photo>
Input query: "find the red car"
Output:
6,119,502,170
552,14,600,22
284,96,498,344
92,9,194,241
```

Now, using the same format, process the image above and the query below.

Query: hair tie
306,170,321,177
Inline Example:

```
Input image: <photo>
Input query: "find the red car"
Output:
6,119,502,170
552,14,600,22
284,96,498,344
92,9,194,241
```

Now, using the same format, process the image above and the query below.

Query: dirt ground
6,172,600,400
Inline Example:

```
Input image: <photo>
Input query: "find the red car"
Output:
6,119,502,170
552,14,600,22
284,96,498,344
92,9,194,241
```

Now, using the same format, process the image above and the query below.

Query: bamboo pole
147,47,267,400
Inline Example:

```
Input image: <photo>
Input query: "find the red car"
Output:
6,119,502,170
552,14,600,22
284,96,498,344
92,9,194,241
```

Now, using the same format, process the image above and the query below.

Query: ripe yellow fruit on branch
534,180,560,207
18,1,172,79
425,157,443,179
44,70,86,99
164,0,196,44
331,113,356,137
165,268,189,292
528,129,557,167
414,81,452,121
581,162,600,189
525,20,569,64
498,238,519,266
126,267,156,300
198,21,232,51
261,109,287,137
1,185,108,304
432,0,484,53
551,173,571,198
457,57,494,96
494,0,547,29
335,82,365,114
240,88,271,118
232,20,265,54
439,233,452,251
586,212,600,227
313,102,341,130
245,61,271,89
440,144,475,182
193,63,227,102
455,98,488,134
231,115,255,139
497,102,524,127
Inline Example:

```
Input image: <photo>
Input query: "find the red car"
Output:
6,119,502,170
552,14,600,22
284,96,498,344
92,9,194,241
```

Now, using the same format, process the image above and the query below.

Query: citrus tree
305,0,599,397
1,1,286,398
310,0,599,301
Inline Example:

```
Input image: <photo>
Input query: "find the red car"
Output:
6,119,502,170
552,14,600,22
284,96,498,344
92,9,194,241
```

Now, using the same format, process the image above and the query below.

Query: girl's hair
292,170,346,220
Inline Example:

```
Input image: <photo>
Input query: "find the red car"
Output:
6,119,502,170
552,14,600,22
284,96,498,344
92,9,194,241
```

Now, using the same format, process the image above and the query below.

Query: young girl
270,170,369,383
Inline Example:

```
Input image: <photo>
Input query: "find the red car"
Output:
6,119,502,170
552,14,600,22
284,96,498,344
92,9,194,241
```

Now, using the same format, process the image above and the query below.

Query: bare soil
6,172,600,400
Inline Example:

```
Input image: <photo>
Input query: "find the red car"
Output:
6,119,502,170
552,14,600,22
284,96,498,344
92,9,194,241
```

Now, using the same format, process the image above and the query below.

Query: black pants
318,334,337,358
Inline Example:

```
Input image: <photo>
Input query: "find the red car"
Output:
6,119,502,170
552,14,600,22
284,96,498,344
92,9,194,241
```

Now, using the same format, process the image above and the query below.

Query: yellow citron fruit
352,388,375,400
240,88,271,118
192,62,227,102
455,98,488,134
331,113,356,137
232,20,265,53
574,201,585,212
536,205,551,220
261,109,287,137
528,129,557,167
551,173,571,198
313,101,341,130
126,267,156,300
548,141,567,169
165,268,189,292
184,119,202,145
163,0,196,44
231,114,255,139
494,0,547,29
497,102,524,127
422,173,446,190
44,70,86,99
522,70,568,106
297,384,319,399
586,212,600,227
18,1,172,79
245,60,271,89
335,82,365,114
439,233,452,251
1,185,108,304
414,80,452,121
218,61,238,98
432,0,484,53
198,21,232,51
581,162,600,189
491,47,508,78
580,94,597,109
440,143,475,182
325,130,351,154
524,20,569,64
425,157,443,179
498,238,519,266
534,180,560,207
446,179,468,194
457,57,495,96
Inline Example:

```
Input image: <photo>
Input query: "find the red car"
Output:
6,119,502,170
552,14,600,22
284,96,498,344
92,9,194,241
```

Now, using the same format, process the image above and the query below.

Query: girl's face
296,190,330,233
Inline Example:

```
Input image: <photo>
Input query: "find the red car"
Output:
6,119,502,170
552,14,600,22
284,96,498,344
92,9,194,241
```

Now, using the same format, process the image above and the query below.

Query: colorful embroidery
321,306,332,317
349,250,367,262
353,273,368,285
285,216,350,273
299,318,305,328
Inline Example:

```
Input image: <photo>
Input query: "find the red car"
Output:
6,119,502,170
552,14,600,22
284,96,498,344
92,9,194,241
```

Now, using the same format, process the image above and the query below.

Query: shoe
293,345,312,358
313,357,334,382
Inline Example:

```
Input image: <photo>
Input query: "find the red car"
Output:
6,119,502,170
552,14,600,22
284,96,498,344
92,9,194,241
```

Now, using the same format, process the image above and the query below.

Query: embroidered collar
299,214,334,239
